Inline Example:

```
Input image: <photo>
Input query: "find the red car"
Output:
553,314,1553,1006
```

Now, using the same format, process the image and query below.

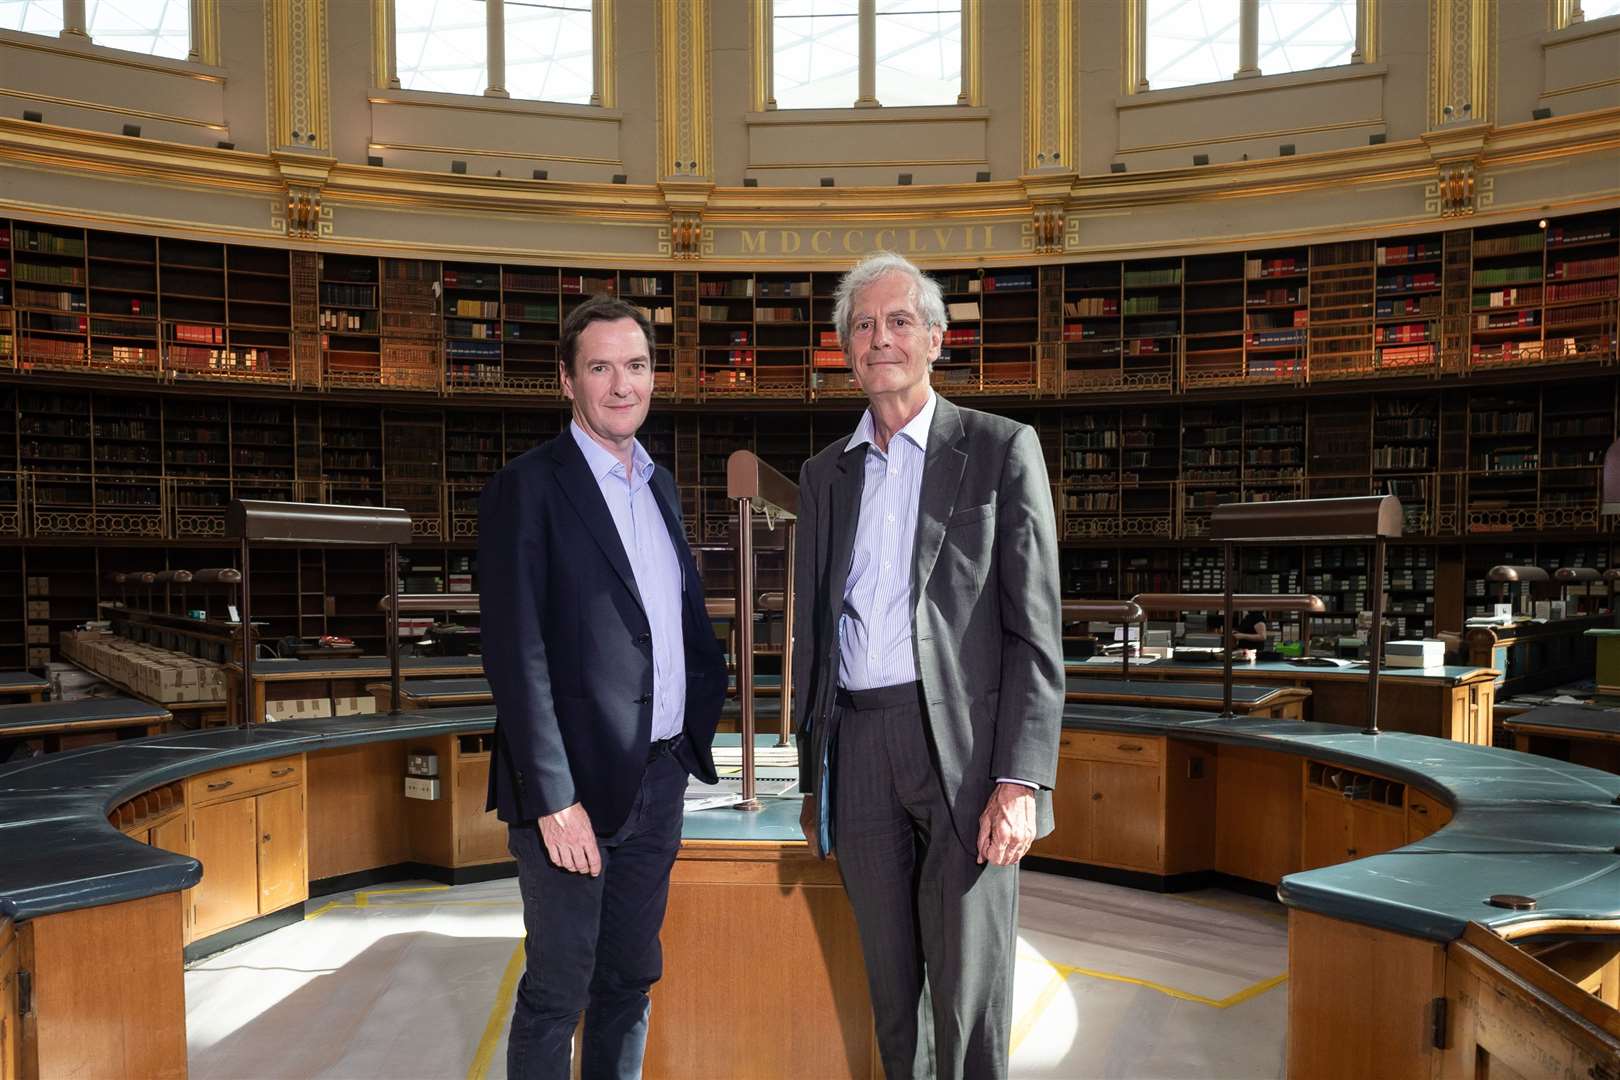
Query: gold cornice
747,157,987,169
6,109,1620,232
0,88,228,131
1540,76,1620,98
0,32,224,82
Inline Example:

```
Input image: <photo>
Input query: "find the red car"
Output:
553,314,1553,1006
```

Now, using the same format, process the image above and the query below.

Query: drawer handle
270,767,294,778
1091,792,1102,801
1116,743,1144,753
206,780,233,791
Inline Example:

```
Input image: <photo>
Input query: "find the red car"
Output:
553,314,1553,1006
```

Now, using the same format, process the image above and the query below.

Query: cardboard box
26,601,49,620
28,647,50,667
1385,639,1446,669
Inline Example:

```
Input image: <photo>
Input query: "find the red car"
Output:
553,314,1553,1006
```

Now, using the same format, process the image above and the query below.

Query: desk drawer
188,756,302,804
1058,732,1163,765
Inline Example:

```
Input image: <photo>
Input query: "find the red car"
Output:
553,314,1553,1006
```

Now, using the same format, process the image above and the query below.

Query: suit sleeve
479,467,577,819
991,425,1065,790
792,458,821,780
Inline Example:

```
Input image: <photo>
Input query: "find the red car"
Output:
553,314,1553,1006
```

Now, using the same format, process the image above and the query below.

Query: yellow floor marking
1009,969,1070,1056
303,884,452,921
467,942,527,1080
1015,945,1287,1010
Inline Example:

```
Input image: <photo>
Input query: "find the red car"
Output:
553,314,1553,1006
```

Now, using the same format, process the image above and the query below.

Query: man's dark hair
558,294,656,376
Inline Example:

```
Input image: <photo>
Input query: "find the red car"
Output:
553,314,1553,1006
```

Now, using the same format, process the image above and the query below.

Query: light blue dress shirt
838,390,937,692
570,421,687,742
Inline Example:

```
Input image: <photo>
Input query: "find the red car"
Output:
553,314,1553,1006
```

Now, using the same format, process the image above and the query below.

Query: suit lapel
912,395,967,604
649,469,705,627
549,434,647,616
825,442,868,640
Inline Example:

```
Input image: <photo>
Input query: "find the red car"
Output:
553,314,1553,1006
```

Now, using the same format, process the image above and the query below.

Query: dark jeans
505,748,687,1080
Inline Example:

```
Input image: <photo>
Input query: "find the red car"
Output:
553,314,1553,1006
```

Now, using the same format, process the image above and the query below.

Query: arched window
394,0,595,105
772,0,964,110
1143,0,1360,92
3,0,192,61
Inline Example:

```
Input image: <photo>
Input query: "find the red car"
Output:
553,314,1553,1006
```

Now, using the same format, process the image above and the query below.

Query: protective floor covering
186,871,1287,1080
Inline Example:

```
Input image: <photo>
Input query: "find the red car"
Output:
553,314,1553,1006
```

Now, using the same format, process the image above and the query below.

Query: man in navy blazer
480,295,727,1080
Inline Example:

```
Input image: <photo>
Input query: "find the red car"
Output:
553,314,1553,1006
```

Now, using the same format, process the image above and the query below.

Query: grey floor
186,871,1287,1080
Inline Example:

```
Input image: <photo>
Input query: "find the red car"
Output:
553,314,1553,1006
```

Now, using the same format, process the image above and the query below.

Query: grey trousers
831,684,1019,1080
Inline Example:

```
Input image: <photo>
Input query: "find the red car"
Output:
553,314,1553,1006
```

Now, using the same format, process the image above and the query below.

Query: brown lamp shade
378,593,482,613
154,570,194,585
226,500,414,545
1553,567,1601,584
1486,565,1549,583
191,568,243,585
1132,592,1327,613
1209,495,1402,541
1063,600,1146,623
727,451,799,519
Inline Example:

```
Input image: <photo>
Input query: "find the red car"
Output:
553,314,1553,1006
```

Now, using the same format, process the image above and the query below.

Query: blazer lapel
911,395,967,604
549,435,647,615
825,442,868,639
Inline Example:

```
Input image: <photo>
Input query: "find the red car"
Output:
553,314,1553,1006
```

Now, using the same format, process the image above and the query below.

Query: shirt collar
571,420,653,484
846,389,937,455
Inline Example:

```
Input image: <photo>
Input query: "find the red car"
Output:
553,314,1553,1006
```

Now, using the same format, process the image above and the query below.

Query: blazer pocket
946,503,995,528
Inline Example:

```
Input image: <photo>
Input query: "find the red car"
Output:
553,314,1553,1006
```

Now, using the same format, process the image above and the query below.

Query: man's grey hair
832,251,949,353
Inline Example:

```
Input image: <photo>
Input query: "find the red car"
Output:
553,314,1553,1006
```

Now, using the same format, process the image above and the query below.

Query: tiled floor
186,871,1287,1080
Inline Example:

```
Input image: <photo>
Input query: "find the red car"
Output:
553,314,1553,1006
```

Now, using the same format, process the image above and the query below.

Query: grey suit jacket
792,394,1065,856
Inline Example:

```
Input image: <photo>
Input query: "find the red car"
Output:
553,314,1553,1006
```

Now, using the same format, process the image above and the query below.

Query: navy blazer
479,429,726,832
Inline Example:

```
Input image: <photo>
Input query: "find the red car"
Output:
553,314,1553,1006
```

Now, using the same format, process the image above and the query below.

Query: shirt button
882,561,891,570
888,468,897,476
869,652,878,661
886,513,895,523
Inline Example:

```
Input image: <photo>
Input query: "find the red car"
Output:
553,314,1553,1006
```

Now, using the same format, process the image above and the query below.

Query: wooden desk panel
653,845,876,1080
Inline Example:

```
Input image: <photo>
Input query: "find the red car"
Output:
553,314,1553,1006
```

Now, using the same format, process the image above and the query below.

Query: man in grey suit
793,251,1065,1079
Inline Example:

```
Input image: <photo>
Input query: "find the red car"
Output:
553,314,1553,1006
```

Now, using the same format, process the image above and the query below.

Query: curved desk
1503,702,1620,775
0,707,1615,1078
0,672,49,705
0,695,171,756
1068,659,1498,743
373,675,1310,721
224,655,486,724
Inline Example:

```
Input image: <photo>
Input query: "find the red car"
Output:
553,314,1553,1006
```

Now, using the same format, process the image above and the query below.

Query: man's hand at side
538,802,601,876
976,782,1036,866
799,794,822,859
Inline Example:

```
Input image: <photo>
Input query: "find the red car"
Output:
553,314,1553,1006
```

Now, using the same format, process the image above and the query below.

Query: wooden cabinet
402,732,509,870
1029,732,1172,873
1405,788,1452,842
1300,761,1407,871
0,918,17,1080
187,755,308,942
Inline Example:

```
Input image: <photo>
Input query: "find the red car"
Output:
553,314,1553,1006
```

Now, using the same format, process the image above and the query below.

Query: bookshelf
1244,245,1309,384
1539,378,1613,532
808,270,849,397
1307,239,1374,380
1469,221,1546,370
1373,232,1443,376
1242,402,1306,503
321,405,383,507
1543,210,1619,369
219,244,293,383
0,221,13,365
978,268,1039,393
1059,407,1120,539
13,222,89,373
697,272,758,397
1061,261,1125,392
384,409,445,539
504,265,565,391
165,397,230,537
1121,257,1180,392
621,269,677,393
1466,391,1540,534
379,258,439,390
1180,403,1242,537
86,230,160,376
1306,399,1370,499
1371,395,1437,534
441,262,504,391
318,253,381,387
1119,406,1177,537
89,392,162,536
160,236,231,379
1180,253,1246,387
445,409,500,540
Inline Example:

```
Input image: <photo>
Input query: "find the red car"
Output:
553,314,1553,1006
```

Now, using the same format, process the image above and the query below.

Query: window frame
376,0,611,108
2,0,218,67
756,0,978,112
1127,0,1375,96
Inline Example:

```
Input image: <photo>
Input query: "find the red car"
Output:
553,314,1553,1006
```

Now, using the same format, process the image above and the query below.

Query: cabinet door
1090,762,1162,871
454,757,509,865
150,816,189,857
191,798,261,938
1349,803,1406,861
1,924,18,1080
257,785,308,915
1300,788,1354,870
1029,757,1091,862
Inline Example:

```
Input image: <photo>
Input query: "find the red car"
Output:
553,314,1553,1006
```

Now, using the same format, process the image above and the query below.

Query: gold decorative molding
190,0,221,66
656,0,711,181
272,153,334,238
1122,0,1148,94
750,0,772,112
266,0,333,152
1429,0,1496,129
962,0,982,107
0,32,224,80
369,0,397,90
1024,0,1074,172
594,0,616,108
1425,160,1476,216
1356,0,1380,63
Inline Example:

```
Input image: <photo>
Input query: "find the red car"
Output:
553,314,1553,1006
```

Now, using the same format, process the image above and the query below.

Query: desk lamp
1207,495,1402,733
227,501,413,727
726,451,799,811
